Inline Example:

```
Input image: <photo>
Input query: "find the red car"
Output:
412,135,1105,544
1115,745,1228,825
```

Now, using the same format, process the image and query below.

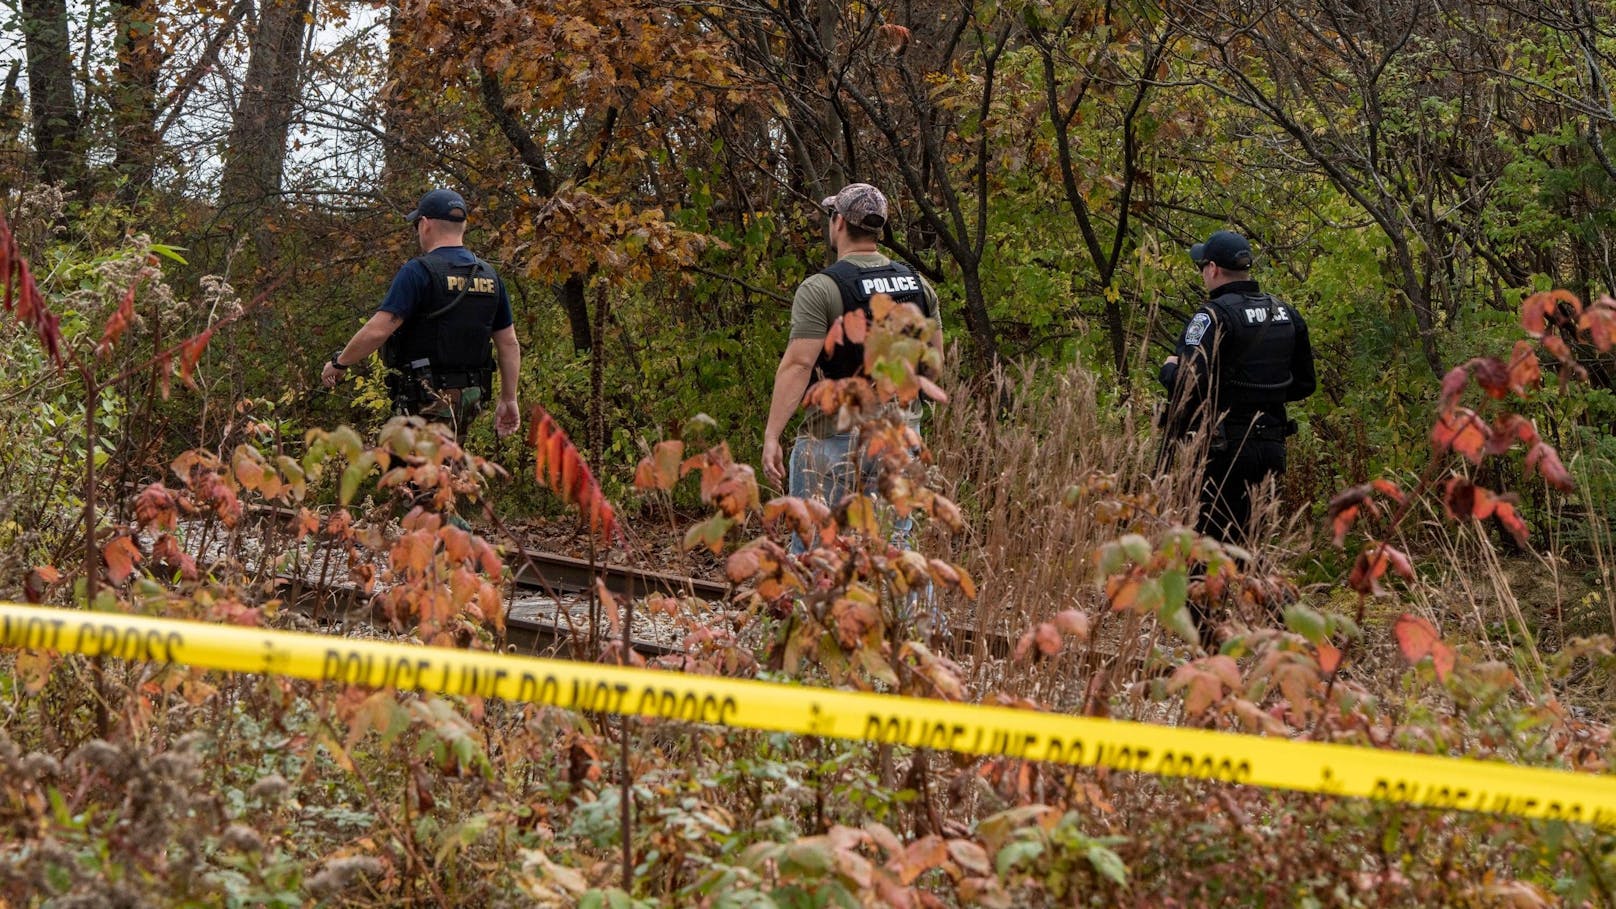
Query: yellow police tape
2,600,1613,826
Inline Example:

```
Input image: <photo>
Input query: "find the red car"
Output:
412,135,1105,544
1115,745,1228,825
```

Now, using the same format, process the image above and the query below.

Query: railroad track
284,547,727,659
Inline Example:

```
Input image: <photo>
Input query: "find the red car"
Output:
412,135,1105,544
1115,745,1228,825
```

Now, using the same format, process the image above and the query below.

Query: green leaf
783,840,833,875
995,838,1045,876
1284,604,1328,645
1160,569,1188,613
1118,533,1151,564
682,515,735,554
149,243,189,265
1086,844,1128,886
1159,597,1199,644
338,452,376,505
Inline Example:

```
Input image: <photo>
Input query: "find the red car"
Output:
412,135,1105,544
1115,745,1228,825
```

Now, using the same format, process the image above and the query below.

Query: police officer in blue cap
1160,230,1315,547
323,188,522,439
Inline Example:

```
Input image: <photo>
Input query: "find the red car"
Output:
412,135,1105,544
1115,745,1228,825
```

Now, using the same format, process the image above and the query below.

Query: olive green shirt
790,252,942,438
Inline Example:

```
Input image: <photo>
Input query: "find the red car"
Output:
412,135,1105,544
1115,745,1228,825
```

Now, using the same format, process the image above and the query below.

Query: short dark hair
839,213,881,242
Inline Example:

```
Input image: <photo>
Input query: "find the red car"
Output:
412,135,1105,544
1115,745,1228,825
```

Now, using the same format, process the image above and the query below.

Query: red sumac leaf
1013,629,1036,662
1431,408,1489,463
98,278,139,357
726,547,760,583
1034,622,1062,657
1493,499,1530,547
1508,340,1541,396
1468,357,1508,400
528,406,620,543
103,536,142,585
1525,442,1575,491
1484,414,1539,456
23,565,60,604
1330,503,1359,548
1382,544,1415,581
1522,290,1581,336
178,326,214,388
1347,545,1393,596
842,307,868,345
1052,609,1090,640
1542,333,1576,366
1442,478,1497,522
1393,613,1455,682
134,483,180,531
1369,479,1406,505
1317,641,1343,675
1439,365,1469,408
1582,298,1616,352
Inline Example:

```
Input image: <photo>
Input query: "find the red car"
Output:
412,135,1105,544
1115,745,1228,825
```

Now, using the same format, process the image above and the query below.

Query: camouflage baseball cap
821,183,889,231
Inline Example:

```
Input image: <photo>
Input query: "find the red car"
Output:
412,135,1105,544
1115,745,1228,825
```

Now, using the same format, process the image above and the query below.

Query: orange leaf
103,536,142,585
529,405,620,543
1393,613,1455,682
1369,479,1405,505
1521,289,1580,336
1493,499,1530,547
1431,408,1489,463
1439,365,1469,408
1442,478,1496,522
97,278,139,357
1525,442,1575,491
178,326,214,389
1484,414,1539,456
134,483,180,531
1052,608,1090,640
1034,622,1062,657
1507,340,1541,395
1317,641,1342,675
1582,298,1616,352
1468,357,1509,400
23,565,60,603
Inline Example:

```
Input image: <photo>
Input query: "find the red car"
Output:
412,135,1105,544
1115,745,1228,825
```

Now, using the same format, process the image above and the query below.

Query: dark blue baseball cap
1189,230,1253,270
406,188,468,223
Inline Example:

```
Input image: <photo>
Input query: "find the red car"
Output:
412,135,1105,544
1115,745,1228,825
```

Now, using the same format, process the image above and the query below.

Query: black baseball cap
1189,230,1253,270
406,188,468,223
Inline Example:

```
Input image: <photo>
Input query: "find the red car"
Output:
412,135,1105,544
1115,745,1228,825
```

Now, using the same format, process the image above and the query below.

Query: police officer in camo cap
761,183,944,550
322,188,522,440
1160,229,1316,551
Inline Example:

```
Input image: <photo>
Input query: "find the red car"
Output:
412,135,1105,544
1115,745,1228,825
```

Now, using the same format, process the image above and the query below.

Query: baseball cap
406,188,468,223
821,183,889,231
1189,230,1253,270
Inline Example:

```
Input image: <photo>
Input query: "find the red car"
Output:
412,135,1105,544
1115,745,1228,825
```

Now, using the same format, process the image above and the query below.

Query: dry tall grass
922,360,1266,705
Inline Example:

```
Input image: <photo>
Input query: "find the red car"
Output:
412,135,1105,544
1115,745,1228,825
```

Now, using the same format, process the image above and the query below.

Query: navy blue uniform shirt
379,246,514,331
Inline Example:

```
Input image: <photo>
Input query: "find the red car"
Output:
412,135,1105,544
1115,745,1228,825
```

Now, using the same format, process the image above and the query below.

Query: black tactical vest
384,250,500,387
1205,289,1297,412
813,259,930,381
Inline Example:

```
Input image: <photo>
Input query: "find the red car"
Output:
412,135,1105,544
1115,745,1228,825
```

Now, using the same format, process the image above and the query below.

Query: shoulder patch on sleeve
1183,312,1212,346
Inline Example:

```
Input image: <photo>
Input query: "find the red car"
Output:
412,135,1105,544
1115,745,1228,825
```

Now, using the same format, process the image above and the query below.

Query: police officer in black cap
322,188,522,439
1160,230,1315,547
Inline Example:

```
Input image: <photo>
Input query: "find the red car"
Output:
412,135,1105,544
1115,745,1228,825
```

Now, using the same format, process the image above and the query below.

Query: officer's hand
495,399,521,438
762,436,786,489
1164,355,1179,368
321,361,343,388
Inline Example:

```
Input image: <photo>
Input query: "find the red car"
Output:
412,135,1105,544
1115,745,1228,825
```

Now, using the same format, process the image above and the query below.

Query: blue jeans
787,429,914,554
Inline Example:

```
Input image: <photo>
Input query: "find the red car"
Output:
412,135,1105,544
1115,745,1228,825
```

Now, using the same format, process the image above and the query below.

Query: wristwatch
329,352,349,371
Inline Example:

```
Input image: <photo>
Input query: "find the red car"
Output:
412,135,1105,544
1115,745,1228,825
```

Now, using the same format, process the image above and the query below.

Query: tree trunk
218,0,314,246
957,263,996,370
110,0,165,201
559,274,592,354
378,0,414,203
19,0,82,187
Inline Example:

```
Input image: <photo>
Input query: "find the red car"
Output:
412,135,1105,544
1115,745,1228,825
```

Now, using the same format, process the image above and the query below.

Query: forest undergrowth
4,213,1616,907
